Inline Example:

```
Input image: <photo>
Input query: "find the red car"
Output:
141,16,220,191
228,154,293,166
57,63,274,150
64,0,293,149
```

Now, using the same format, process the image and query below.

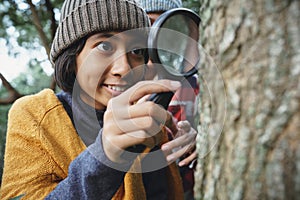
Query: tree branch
0,1,58,106
25,0,51,59
45,0,58,40
0,73,23,105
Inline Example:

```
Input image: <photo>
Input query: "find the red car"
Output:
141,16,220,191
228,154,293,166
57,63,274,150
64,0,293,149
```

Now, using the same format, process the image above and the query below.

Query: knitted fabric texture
50,0,150,63
1,89,86,199
1,89,184,199
140,0,182,13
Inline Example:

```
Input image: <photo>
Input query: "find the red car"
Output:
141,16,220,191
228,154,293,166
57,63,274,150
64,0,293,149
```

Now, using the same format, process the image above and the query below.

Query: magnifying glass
122,8,201,157
147,8,201,109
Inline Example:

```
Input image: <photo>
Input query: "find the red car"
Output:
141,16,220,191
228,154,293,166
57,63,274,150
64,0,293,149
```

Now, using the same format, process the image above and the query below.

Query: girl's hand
102,80,181,163
161,120,198,167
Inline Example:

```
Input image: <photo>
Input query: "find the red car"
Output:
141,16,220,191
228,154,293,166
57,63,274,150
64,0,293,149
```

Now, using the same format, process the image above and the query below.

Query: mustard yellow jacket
0,89,184,199
1,89,86,199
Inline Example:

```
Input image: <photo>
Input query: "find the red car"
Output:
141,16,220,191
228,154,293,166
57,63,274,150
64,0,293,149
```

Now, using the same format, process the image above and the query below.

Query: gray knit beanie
50,0,150,63
140,0,182,13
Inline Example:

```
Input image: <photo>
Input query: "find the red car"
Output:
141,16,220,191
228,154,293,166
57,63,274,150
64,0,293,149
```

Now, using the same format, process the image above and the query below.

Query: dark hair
54,37,87,93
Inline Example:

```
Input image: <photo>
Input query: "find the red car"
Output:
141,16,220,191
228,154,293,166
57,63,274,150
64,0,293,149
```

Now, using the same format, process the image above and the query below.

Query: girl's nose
110,53,131,77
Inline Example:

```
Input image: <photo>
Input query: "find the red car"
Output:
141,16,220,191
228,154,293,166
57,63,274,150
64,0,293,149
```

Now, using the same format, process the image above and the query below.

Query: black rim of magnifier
148,8,201,78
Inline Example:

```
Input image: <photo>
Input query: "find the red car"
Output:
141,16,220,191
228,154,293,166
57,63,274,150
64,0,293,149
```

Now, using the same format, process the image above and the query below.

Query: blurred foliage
183,0,201,13
0,0,63,56
11,59,53,93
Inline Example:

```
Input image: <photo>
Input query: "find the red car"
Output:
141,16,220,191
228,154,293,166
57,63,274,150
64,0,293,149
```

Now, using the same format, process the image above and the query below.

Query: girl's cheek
78,56,110,80
132,63,146,80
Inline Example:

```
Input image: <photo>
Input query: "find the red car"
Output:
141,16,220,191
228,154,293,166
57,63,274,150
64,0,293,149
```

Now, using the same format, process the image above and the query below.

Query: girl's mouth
103,84,128,96
107,85,127,92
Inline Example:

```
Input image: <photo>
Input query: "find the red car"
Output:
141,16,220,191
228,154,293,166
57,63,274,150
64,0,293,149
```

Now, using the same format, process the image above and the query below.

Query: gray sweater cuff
87,129,132,172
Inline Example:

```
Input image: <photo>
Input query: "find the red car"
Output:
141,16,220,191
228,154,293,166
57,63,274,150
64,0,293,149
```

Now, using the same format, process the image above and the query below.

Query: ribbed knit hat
140,0,182,13
50,0,150,63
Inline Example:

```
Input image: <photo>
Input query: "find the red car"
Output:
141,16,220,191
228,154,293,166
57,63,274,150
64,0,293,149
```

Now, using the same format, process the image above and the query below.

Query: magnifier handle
148,92,174,110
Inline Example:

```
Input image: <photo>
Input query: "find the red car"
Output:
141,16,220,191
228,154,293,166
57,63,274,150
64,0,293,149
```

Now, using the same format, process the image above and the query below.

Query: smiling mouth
105,84,127,92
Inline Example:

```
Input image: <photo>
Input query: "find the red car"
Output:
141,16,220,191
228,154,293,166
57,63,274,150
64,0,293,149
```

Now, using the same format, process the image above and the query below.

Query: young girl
1,0,196,199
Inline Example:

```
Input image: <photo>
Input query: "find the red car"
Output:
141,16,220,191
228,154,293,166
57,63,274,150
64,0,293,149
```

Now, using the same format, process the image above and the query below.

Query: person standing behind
140,0,199,199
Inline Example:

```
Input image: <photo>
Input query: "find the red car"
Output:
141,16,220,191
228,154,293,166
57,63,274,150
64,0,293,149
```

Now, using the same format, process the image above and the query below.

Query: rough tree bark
194,0,300,200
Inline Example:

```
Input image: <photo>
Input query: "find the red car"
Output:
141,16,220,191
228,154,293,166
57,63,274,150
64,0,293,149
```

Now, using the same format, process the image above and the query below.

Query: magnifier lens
156,13,199,76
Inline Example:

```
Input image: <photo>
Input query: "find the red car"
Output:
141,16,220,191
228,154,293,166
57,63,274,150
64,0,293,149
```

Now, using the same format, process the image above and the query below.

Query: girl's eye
97,41,113,52
130,48,146,57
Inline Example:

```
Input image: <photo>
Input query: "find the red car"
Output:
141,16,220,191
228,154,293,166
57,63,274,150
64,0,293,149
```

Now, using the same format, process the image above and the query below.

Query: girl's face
76,31,147,110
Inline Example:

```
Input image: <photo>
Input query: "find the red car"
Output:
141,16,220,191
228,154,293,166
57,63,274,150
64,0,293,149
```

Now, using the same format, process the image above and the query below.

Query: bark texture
194,0,300,199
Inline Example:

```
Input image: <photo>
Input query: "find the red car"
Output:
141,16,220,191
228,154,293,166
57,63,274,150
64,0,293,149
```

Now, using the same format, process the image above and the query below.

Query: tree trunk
194,0,300,199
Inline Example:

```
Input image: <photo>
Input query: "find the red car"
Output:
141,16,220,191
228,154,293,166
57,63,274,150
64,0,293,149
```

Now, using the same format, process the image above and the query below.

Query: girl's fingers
136,94,151,104
162,132,196,152
107,100,168,126
126,101,168,124
112,129,163,150
161,125,198,165
164,144,193,164
177,120,191,132
107,116,161,135
113,80,181,105
102,80,181,162
102,129,151,163
178,151,198,167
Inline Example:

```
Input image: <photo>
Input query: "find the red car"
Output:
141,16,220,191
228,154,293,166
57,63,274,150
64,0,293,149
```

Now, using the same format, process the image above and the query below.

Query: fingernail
170,81,181,89
167,155,174,162
161,145,169,151
189,159,197,169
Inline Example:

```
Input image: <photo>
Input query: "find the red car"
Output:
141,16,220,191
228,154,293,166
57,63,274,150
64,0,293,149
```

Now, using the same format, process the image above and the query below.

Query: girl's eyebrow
89,32,146,46
89,32,119,42
98,33,115,38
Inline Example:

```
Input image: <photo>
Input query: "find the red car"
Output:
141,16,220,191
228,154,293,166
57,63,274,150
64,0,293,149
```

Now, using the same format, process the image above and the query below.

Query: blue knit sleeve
45,131,132,200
